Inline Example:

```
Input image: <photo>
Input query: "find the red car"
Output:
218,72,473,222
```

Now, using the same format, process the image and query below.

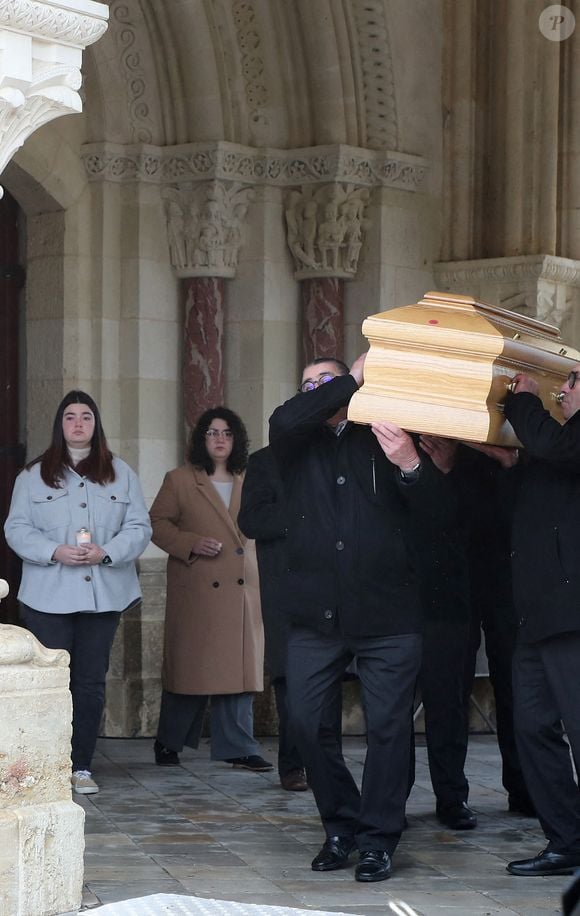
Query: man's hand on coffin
419,435,458,474
509,373,540,396
350,352,367,387
464,442,519,469
371,421,420,470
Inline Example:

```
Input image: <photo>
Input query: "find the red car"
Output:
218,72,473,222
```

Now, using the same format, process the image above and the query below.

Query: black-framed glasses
566,371,580,390
298,372,337,394
206,428,233,439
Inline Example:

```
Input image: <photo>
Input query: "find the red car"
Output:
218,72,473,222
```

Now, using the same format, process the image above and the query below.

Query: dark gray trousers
513,633,580,853
157,690,259,760
286,626,421,855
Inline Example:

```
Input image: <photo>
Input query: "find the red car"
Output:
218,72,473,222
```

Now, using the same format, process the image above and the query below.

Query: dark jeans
513,634,580,853
286,626,421,855
20,604,120,771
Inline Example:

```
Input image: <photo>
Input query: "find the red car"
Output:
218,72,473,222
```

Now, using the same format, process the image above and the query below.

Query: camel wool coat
150,464,264,695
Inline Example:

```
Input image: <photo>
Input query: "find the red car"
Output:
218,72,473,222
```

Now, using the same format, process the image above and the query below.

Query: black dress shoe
507,848,580,876
355,850,392,882
508,794,536,818
154,739,180,767
225,755,274,771
311,835,355,871
436,801,477,830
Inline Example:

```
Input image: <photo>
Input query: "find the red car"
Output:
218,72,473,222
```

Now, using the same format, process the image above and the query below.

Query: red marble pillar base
182,276,225,430
301,277,345,366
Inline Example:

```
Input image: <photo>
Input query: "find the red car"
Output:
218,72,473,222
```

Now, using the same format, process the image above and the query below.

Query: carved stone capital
285,184,371,280
0,0,109,181
162,181,254,278
81,141,428,192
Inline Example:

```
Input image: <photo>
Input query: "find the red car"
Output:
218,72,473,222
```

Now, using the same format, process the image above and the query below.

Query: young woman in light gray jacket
4,390,151,795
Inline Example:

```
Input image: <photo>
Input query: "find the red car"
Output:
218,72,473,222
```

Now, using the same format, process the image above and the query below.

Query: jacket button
110,495,117,501
79,482,85,488
324,609,333,620
46,495,52,500
236,547,244,555
518,616,526,626
84,575,91,582
212,581,219,588
510,550,516,557
80,502,87,508
237,578,244,585
337,475,346,485
336,540,344,551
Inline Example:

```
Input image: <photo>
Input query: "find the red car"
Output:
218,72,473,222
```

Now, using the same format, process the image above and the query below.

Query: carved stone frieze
0,0,108,45
0,0,109,180
434,255,580,339
350,0,398,150
82,141,427,191
232,0,269,135
162,180,254,278
285,184,371,279
110,0,156,144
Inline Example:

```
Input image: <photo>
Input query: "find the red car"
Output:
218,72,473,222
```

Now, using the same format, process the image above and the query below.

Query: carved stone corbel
284,183,371,280
0,0,109,183
162,180,254,278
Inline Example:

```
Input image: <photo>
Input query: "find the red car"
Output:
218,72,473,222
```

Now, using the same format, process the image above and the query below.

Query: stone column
0,612,84,916
163,181,254,429
285,183,370,362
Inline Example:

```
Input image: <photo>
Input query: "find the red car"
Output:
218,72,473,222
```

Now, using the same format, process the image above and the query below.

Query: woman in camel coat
151,407,272,772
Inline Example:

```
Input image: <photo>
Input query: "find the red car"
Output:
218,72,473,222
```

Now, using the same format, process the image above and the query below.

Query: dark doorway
0,189,25,624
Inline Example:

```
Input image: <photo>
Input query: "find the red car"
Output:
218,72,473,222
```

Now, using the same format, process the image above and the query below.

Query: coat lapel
190,467,245,542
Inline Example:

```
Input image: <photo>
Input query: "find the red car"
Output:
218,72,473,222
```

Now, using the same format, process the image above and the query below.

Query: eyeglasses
298,372,337,394
205,428,233,439
566,371,580,389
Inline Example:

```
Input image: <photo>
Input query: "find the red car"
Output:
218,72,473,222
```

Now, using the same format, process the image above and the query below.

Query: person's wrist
400,457,421,473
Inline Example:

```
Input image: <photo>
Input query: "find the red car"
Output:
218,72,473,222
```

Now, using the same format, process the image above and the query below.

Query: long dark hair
188,407,249,475
28,390,115,488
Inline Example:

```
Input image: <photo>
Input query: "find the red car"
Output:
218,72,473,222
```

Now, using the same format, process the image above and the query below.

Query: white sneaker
71,769,99,795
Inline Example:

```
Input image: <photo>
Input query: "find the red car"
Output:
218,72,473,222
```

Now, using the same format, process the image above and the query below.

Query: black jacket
505,392,580,643
238,446,290,679
266,373,455,638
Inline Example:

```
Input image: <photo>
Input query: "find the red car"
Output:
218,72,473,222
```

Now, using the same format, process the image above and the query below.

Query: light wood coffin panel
347,291,580,446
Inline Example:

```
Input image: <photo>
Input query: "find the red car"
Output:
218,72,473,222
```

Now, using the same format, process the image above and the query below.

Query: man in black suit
266,353,452,882
504,366,580,876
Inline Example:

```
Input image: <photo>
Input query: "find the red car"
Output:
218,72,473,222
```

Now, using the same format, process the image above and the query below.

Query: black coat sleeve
238,448,287,542
269,374,359,449
505,392,580,473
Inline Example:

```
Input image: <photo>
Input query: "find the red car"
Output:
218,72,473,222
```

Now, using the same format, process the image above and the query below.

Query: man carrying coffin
504,366,580,876
267,353,453,881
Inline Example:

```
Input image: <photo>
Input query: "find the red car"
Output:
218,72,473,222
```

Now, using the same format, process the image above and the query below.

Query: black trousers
513,633,580,853
419,617,470,807
20,604,121,772
465,583,530,804
286,626,421,855
273,678,303,777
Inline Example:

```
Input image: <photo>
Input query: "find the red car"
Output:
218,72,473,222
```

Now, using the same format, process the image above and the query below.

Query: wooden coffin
347,291,580,446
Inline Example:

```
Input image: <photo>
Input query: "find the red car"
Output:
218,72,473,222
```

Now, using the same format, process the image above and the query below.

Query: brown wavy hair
27,390,115,488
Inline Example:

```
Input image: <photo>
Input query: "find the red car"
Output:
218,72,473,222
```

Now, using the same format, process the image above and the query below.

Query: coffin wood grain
347,292,580,446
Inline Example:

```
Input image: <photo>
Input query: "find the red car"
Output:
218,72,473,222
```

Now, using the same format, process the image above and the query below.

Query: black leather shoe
436,801,477,830
355,850,392,882
507,848,580,876
154,740,180,767
311,836,355,871
225,755,274,772
508,795,536,818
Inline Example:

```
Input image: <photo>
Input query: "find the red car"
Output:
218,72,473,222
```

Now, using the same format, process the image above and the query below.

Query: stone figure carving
0,625,69,668
285,185,371,279
163,182,254,277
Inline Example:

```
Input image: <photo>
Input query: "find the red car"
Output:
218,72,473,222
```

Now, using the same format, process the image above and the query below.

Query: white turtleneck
67,445,91,467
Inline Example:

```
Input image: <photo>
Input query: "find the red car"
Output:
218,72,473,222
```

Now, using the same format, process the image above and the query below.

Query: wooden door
0,190,25,624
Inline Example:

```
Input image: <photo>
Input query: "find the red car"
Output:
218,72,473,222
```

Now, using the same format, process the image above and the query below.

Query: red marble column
301,277,345,365
182,276,225,429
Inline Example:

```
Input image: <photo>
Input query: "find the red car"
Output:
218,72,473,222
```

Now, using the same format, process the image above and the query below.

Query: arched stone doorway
0,189,25,624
